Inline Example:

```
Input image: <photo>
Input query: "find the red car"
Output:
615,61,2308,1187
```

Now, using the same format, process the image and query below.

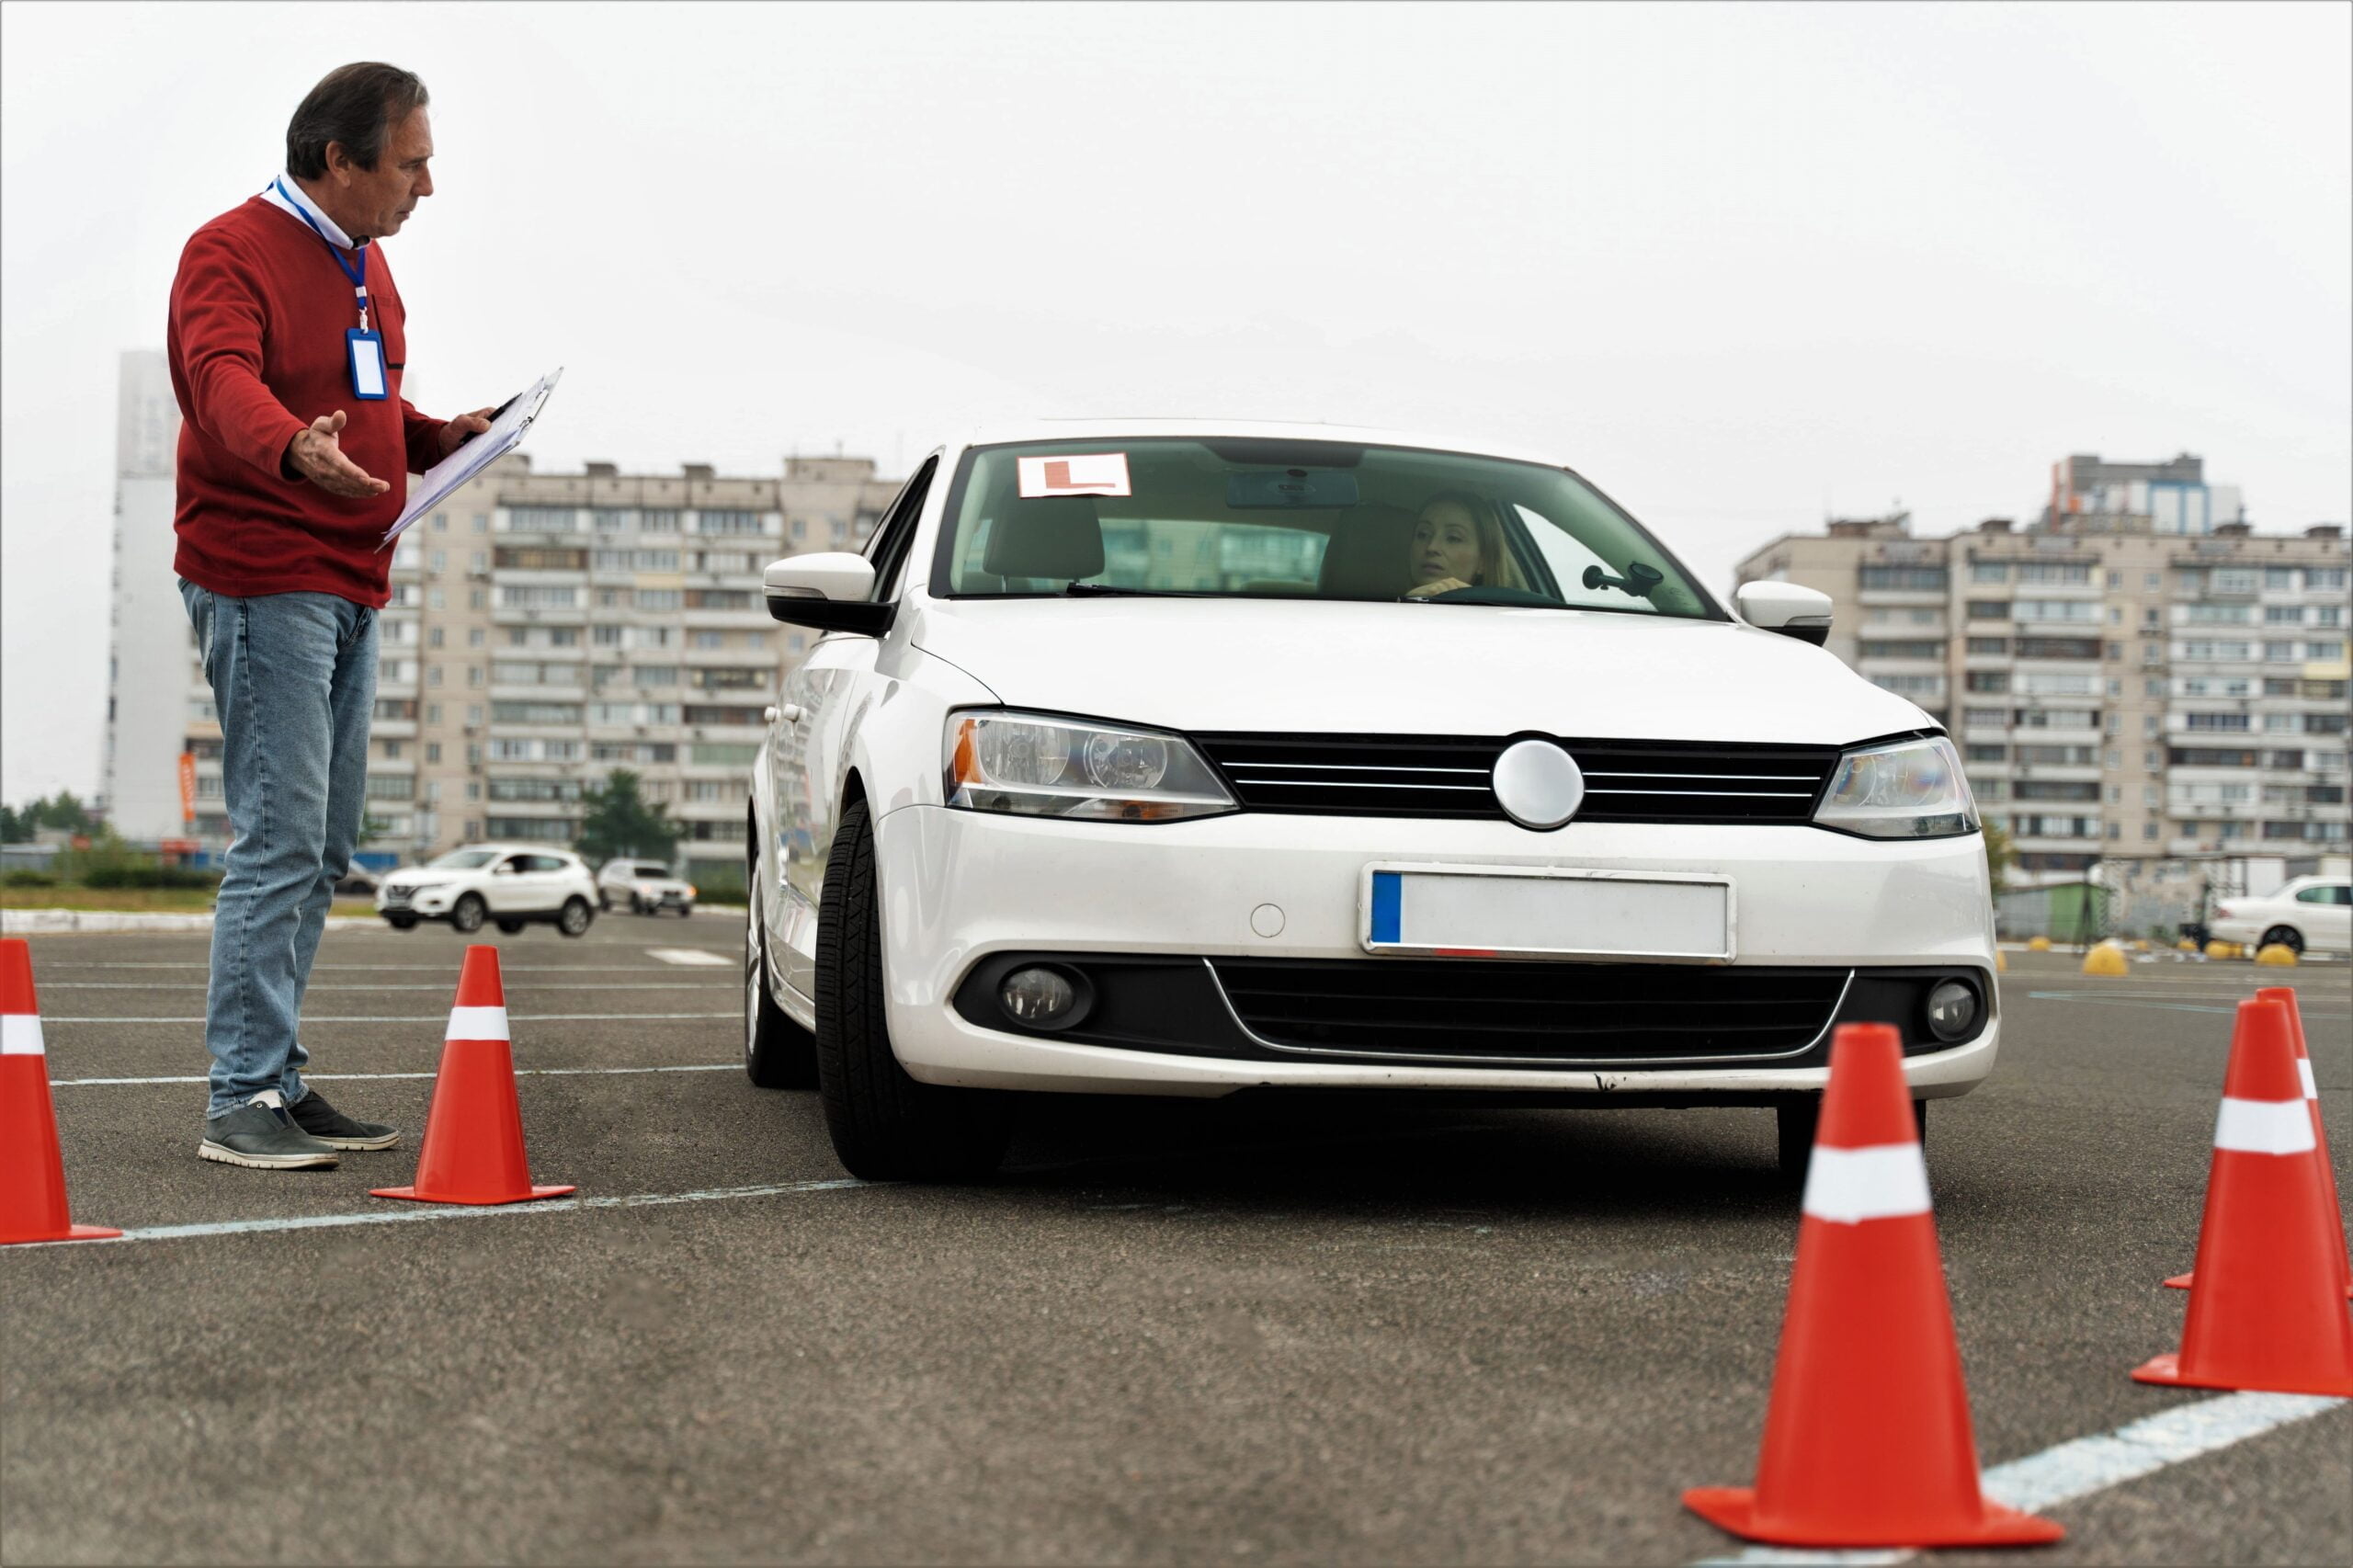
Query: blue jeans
180,582,377,1119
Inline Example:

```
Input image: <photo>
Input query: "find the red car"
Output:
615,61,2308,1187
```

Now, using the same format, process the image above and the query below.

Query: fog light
1000,966,1077,1027
1925,980,1979,1042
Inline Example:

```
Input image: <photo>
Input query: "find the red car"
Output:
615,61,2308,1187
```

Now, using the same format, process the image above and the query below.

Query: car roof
947,417,1571,472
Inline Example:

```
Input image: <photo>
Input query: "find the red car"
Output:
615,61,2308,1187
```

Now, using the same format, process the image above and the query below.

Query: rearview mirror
1734,581,1834,647
763,552,894,635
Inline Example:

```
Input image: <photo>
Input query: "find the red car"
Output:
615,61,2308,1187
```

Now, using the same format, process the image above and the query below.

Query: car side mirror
764,552,893,635
1734,581,1835,647
493,863,517,875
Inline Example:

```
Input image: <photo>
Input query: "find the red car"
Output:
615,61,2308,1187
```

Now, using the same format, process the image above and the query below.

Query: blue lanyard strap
273,178,369,294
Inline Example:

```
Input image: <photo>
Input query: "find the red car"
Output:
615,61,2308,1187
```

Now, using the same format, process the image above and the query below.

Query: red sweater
168,195,449,608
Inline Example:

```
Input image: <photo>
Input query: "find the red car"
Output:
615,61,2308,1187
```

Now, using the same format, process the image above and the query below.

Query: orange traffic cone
2134,996,2353,1396
0,938,119,1245
2165,986,2349,1297
1684,1024,2062,1549
371,945,573,1206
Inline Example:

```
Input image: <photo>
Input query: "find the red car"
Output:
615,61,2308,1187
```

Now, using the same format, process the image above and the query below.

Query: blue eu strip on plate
1370,870,1403,946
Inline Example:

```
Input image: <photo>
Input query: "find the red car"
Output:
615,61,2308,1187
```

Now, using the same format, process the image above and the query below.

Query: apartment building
1734,468,2350,886
172,451,903,889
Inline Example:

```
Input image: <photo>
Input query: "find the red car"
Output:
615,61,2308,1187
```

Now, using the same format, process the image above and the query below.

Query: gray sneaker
198,1096,341,1169
287,1089,400,1151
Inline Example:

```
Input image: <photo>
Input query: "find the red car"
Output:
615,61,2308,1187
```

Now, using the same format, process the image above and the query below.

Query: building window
426,743,441,763
641,509,681,533
1859,566,1948,592
1971,563,2007,584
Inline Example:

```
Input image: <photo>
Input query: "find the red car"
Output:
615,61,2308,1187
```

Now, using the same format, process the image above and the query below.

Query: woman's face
1409,502,1483,585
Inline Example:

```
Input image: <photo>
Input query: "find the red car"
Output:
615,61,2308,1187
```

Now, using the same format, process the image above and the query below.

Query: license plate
1359,864,1735,963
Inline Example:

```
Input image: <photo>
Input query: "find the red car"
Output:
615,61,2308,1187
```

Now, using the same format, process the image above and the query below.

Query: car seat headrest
982,496,1106,581
1318,505,1422,598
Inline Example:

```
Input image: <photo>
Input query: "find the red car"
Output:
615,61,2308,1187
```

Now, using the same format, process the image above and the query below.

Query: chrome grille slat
1192,732,1841,824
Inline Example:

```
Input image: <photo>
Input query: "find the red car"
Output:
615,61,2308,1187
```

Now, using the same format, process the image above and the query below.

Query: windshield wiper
1063,583,1185,597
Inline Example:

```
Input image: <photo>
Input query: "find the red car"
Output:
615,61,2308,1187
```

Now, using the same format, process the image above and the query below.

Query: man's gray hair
286,62,428,180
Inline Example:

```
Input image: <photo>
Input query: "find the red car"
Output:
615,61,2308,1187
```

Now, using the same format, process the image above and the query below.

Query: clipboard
382,367,563,545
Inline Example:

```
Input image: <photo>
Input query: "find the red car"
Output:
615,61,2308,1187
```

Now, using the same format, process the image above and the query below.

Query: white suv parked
377,846,599,937
598,858,698,916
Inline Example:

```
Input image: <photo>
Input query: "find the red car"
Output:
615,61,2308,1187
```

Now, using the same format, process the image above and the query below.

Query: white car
377,845,599,937
598,858,697,916
2208,876,2352,956
745,422,1998,1182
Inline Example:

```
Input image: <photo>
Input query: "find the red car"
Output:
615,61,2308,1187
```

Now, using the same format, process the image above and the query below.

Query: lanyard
274,177,370,331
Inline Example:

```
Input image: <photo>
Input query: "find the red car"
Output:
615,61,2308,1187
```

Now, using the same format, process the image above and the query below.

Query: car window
634,867,669,880
868,456,938,603
929,437,1721,619
431,849,498,869
521,854,568,874
2295,885,2331,903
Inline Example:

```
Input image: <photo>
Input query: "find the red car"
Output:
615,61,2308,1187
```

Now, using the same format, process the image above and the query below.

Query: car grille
1190,733,1841,825
381,887,414,908
1208,957,1849,1063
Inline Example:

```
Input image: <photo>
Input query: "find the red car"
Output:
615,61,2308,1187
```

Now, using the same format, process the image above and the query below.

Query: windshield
930,437,1717,619
633,867,671,880
429,850,498,869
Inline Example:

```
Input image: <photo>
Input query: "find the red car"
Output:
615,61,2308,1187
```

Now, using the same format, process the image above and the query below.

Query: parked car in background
746,420,1999,1185
598,858,697,916
376,846,598,936
2207,877,2353,955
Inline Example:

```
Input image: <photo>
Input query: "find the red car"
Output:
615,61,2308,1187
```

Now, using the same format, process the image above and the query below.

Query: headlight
946,711,1236,823
1813,735,1978,839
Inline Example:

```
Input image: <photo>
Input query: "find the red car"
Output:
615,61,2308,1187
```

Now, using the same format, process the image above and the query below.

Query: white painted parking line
40,1011,738,1024
0,1178,868,1248
2024,991,2352,1019
1693,1392,2347,1565
30,962,732,972
42,982,724,992
647,948,733,967
50,1064,740,1086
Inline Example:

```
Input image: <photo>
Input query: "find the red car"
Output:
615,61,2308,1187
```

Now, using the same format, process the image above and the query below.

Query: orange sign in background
176,753,196,825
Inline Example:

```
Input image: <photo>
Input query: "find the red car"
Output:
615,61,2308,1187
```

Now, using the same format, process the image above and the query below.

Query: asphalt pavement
2,918,2347,1565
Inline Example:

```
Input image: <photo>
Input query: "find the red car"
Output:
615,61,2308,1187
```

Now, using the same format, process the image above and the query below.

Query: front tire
2260,925,2305,955
1777,1096,1927,1187
450,893,486,934
558,897,594,937
813,798,1009,1180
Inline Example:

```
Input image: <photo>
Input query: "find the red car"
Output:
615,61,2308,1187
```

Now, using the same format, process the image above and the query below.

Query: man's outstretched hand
435,406,497,460
285,411,391,498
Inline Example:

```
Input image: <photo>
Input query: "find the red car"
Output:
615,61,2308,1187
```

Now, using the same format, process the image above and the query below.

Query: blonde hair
1415,493,1527,590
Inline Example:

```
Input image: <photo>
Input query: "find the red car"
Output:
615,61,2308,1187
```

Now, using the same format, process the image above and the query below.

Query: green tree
0,803,26,843
1982,820,2015,896
33,791,94,833
574,769,679,866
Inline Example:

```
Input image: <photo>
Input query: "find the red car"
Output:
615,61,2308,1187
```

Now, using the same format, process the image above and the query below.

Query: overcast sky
4,1,2347,804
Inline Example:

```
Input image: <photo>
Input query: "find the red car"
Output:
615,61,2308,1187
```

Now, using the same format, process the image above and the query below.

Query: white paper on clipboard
382,368,563,544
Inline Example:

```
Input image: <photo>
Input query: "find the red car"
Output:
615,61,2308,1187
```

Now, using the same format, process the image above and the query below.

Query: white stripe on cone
2214,1096,2317,1156
2299,1059,2317,1101
1801,1142,1933,1224
445,1005,510,1041
0,1014,44,1056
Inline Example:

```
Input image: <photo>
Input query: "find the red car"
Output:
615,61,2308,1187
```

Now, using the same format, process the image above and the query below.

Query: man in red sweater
171,62,492,1170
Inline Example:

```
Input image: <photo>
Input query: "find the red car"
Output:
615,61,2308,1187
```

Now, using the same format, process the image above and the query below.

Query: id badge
347,328,389,401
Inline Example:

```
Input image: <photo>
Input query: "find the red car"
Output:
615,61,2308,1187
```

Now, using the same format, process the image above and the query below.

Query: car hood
910,598,1933,745
386,871,461,890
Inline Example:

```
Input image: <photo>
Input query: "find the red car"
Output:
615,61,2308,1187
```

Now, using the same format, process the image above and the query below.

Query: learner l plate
1360,864,1734,962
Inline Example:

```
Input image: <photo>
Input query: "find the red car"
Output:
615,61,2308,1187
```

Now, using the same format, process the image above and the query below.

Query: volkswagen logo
1491,739,1585,831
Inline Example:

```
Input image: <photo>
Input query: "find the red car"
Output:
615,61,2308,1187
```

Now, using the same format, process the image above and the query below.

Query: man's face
328,107,434,240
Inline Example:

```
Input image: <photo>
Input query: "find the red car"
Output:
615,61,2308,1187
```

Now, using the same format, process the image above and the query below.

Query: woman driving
1404,492,1524,597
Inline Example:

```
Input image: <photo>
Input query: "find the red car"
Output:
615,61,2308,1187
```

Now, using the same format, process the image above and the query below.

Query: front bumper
870,803,1999,1098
